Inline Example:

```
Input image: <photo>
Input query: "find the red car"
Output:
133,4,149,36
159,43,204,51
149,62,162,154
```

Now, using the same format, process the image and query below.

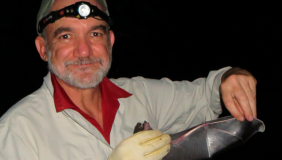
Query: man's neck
55,76,103,128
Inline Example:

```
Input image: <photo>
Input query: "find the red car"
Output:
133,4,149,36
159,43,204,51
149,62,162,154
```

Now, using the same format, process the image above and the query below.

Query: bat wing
163,116,265,160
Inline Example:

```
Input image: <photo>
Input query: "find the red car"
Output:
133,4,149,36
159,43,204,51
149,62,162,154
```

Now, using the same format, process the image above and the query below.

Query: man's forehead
46,17,108,36
51,0,103,12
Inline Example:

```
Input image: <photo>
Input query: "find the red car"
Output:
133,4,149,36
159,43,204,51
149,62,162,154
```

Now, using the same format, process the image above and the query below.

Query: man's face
43,0,114,89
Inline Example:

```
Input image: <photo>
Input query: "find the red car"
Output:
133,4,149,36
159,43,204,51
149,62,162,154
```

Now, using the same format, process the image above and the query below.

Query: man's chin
66,70,106,89
75,71,95,78
66,78,100,89
76,76,96,85
49,63,108,89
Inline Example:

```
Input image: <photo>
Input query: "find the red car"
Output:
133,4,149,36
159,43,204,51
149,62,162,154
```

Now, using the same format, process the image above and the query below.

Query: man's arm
220,67,257,121
123,67,231,134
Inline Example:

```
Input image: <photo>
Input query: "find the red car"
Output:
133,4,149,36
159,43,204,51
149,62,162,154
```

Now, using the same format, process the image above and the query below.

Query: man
0,0,257,159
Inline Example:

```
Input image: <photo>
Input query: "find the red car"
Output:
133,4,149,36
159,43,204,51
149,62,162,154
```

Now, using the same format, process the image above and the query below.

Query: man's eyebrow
54,27,72,37
91,25,108,33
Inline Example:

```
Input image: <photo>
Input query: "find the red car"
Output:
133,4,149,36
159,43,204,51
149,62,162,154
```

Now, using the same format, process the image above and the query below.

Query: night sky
0,0,281,159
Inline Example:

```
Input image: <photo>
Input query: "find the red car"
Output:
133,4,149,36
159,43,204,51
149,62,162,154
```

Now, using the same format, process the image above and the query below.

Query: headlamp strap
38,1,111,33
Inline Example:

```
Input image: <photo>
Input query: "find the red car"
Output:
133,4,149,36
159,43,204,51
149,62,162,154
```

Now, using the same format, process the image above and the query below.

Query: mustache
64,57,104,67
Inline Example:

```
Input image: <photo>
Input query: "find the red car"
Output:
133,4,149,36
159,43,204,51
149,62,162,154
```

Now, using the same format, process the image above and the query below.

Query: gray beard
47,50,111,89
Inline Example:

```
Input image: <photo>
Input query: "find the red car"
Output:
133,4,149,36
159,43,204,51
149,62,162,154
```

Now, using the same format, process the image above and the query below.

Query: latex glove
108,130,171,160
221,67,257,121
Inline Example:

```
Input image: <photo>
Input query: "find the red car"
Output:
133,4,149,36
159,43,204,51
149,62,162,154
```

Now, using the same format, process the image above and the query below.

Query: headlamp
38,1,111,33
78,4,91,17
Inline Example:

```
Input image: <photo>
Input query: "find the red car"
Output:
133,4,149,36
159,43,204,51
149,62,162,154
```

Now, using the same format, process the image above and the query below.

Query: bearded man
0,0,257,159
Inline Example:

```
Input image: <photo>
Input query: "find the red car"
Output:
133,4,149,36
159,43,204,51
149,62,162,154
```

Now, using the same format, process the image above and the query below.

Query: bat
134,116,265,160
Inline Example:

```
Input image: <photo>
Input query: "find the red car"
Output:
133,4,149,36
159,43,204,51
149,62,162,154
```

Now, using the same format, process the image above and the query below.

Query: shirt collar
51,73,132,112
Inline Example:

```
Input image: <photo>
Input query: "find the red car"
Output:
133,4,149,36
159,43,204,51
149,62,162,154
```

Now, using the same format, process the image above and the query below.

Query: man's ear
109,30,115,48
35,36,48,62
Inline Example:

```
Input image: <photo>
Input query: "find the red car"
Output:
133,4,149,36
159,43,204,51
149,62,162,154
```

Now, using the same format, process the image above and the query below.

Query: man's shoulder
109,76,145,83
109,76,169,86
109,76,175,90
0,84,53,127
108,77,176,98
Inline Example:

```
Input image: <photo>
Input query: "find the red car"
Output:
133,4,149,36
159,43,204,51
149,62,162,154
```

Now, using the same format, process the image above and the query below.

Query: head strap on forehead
38,1,111,33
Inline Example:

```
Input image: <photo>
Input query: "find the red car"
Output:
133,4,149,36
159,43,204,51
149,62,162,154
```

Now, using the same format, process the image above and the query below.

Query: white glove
108,130,171,160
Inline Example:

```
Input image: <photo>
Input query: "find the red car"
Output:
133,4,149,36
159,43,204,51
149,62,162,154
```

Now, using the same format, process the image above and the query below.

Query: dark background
0,0,281,159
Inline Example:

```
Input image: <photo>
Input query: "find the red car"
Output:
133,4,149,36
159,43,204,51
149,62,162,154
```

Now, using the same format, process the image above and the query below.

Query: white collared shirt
0,67,230,160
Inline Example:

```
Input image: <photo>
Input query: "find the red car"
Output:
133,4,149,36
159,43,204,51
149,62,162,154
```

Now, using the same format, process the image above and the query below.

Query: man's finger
222,91,244,121
145,144,170,160
142,134,171,158
233,83,253,121
241,80,256,119
233,98,244,115
248,78,257,117
238,76,256,119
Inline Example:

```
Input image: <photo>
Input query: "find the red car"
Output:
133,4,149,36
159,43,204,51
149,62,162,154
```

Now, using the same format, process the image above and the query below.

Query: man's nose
74,38,92,57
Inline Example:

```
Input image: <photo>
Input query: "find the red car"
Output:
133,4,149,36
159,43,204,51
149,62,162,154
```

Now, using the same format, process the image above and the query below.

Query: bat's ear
133,123,143,134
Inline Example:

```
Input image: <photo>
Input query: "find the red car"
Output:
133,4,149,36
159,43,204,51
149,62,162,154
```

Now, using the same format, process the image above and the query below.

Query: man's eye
60,34,70,39
91,32,102,36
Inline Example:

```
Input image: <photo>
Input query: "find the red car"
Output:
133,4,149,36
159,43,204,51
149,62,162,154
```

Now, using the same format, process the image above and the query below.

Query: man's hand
220,67,257,121
108,130,171,160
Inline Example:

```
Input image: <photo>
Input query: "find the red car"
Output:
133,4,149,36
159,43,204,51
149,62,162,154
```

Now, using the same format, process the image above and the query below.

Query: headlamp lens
78,4,90,17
